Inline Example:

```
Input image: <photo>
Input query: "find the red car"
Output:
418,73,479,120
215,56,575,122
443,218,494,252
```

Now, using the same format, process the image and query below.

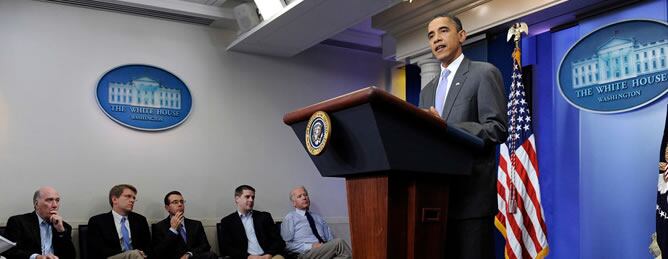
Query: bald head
33,186,61,219
33,186,56,204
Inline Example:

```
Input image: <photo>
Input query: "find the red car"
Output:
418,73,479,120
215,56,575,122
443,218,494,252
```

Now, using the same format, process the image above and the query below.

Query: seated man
3,186,75,259
87,184,151,259
220,185,285,259
152,191,217,259
281,186,351,259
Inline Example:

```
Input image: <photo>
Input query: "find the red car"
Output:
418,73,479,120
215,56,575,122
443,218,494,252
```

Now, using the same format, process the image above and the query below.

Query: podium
283,87,483,259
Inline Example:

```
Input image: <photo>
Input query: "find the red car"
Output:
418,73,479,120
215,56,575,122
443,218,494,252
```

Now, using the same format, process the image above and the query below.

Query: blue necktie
120,216,132,251
40,221,53,255
435,69,451,117
178,224,187,243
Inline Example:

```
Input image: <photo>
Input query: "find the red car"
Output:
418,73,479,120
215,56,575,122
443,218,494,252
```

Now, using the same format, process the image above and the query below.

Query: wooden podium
283,87,482,259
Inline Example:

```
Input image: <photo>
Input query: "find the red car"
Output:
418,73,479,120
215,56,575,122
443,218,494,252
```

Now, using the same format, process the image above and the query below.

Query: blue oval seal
96,64,192,131
558,20,668,113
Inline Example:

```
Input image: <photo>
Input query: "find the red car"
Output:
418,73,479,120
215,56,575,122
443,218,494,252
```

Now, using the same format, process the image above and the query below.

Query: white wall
0,0,388,233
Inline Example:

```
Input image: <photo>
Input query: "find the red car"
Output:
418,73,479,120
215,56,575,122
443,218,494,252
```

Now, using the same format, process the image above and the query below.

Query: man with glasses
152,191,217,259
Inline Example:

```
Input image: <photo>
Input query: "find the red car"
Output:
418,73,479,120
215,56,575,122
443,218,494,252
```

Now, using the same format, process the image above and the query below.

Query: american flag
654,104,668,257
495,45,549,259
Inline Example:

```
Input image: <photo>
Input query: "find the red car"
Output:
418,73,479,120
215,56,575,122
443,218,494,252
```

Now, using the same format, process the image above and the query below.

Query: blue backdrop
528,0,668,258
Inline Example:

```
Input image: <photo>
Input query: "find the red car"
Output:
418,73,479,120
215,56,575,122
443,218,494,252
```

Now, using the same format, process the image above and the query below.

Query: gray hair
289,186,308,201
33,189,41,205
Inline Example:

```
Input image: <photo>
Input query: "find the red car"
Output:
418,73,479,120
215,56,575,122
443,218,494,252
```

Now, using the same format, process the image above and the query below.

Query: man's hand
49,212,65,233
137,250,148,258
427,106,441,118
312,242,323,249
37,255,59,259
170,211,184,230
180,254,190,259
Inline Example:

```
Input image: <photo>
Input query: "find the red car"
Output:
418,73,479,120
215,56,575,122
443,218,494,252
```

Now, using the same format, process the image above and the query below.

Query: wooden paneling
346,175,389,259
346,175,450,259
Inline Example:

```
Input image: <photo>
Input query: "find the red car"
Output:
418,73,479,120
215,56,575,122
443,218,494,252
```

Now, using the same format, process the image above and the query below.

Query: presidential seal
305,111,331,156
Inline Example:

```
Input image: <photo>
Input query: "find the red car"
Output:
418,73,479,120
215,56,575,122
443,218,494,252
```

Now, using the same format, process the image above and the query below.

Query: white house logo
558,20,668,113
96,65,192,131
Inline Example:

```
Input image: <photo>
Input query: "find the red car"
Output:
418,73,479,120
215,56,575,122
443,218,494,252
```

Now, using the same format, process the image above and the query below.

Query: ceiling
39,0,639,58
225,0,400,57
40,0,393,57
181,0,229,6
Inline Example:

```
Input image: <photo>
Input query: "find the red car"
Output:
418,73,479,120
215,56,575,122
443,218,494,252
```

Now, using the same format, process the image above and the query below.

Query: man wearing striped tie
87,184,151,259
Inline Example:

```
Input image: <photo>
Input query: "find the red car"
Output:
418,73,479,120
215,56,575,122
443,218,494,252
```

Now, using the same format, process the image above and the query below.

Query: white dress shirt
112,210,132,247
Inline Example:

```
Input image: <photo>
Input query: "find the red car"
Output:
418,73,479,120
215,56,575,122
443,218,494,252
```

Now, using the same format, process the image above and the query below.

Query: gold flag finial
507,22,528,67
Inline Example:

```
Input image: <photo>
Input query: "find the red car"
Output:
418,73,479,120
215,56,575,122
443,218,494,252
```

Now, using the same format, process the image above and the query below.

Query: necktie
41,221,52,255
305,211,325,243
435,69,451,117
178,223,187,243
120,217,132,251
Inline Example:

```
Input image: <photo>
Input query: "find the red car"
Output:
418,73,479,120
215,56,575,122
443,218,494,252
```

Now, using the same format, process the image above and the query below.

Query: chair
216,223,231,259
216,223,223,257
78,224,88,259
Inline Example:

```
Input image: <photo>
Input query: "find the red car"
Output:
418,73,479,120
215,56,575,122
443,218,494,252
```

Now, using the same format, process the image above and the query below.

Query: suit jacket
87,211,152,259
152,216,212,259
1,212,75,259
419,57,509,219
219,210,285,259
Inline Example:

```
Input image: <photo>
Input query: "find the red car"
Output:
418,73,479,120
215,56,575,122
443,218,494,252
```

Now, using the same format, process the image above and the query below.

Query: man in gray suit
419,13,508,259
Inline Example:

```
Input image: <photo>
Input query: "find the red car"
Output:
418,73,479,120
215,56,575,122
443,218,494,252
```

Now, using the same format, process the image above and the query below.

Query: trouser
445,216,495,259
190,251,219,259
298,238,352,259
107,250,145,259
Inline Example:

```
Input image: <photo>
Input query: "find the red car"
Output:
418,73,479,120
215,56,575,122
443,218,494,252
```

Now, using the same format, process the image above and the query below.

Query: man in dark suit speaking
220,185,285,259
2,186,75,259
152,191,217,259
419,13,508,259
87,184,151,259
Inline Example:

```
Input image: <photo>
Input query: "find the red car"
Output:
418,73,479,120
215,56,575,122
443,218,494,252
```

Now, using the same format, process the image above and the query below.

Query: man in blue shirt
220,185,285,259
280,186,351,259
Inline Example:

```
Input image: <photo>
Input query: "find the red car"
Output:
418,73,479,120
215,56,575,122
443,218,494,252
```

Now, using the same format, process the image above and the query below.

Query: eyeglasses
169,200,186,205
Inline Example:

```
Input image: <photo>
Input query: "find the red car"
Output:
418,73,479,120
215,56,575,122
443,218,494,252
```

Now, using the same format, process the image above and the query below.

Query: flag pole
506,22,528,214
